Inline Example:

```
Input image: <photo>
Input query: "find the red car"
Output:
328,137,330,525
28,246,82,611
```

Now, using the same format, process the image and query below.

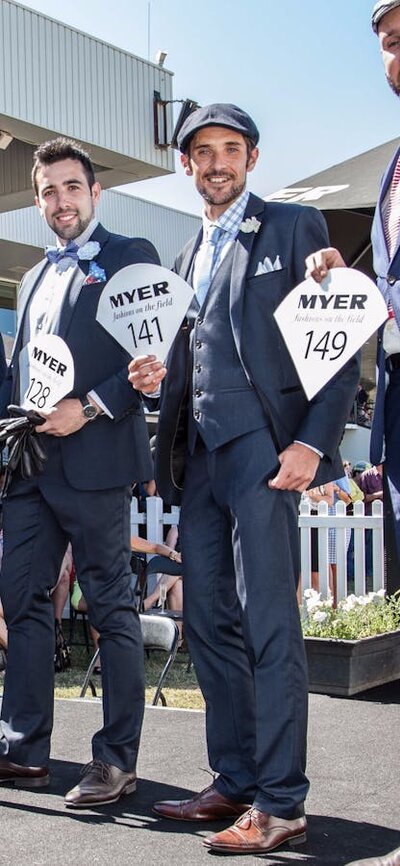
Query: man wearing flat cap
129,103,359,855
306,6,400,865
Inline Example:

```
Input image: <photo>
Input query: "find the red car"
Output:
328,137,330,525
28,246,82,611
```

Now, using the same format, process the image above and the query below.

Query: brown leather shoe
65,760,137,808
204,807,307,854
0,758,49,788
346,849,400,866
153,783,251,821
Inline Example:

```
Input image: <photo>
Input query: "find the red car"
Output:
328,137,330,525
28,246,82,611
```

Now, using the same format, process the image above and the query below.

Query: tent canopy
264,137,400,273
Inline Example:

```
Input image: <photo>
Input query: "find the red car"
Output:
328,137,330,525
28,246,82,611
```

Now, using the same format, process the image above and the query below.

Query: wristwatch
79,394,98,421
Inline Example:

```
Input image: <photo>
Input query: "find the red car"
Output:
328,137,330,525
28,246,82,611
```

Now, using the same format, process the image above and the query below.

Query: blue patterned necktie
45,240,79,265
194,225,223,307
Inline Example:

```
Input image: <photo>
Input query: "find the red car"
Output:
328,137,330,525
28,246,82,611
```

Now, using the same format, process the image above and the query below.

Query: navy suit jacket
155,193,360,504
370,147,400,465
2,223,159,490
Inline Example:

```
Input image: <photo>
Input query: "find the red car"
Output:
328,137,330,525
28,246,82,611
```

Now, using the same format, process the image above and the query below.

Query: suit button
197,316,203,325
388,275,397,286
195,340,202,349
194,409,200,419
195,364,202,373
194,388,203,398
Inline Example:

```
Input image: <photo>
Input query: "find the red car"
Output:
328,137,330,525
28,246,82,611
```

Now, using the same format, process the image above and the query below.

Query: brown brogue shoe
0,758,49,788
153,783,251,822
204,808,307,854
65,760,137,808
346,848,400,866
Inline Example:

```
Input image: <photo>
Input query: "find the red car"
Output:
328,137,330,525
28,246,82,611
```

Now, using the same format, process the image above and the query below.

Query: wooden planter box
305,629,400,697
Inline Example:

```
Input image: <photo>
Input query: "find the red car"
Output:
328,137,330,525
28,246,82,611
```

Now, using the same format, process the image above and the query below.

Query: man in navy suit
129,104,359,855
307,0,400,603
306,6,400,865
0,137,159,807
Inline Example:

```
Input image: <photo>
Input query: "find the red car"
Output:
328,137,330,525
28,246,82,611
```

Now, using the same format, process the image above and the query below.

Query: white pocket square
254,254,282,275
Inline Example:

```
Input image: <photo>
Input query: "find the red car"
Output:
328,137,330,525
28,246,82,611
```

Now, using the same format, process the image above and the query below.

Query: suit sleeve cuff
88,389,113,419
294,440,324,459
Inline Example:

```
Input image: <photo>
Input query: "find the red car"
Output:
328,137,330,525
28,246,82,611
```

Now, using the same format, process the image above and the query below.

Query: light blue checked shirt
192,190,250,291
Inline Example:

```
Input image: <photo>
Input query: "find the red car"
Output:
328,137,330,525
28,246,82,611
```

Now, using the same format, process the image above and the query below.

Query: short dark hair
32,137,96,195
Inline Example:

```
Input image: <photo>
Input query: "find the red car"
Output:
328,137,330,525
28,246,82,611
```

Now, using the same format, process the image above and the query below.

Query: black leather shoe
346,849,400,866
65,760,137,808
0,758,49,787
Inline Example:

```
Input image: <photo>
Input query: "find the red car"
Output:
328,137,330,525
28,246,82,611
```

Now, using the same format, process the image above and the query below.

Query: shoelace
80,759,111,782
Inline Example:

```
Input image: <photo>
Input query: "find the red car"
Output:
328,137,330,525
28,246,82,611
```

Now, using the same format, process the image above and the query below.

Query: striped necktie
194,225,223,307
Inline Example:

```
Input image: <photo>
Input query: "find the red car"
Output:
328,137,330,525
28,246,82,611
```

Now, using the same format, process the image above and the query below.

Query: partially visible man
306,4,400,863
0,137,158,807
129,103,359,856
306,0,400,587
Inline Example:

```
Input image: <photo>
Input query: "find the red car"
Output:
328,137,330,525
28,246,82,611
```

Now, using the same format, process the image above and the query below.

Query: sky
17,0,400,216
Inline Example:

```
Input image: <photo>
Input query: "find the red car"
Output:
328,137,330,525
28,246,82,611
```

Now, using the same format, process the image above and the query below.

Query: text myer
109,281,170,309
32,347,67,375
298,294,367,310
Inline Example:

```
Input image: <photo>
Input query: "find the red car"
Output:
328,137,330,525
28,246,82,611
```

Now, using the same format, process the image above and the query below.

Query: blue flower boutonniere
78,241,101,261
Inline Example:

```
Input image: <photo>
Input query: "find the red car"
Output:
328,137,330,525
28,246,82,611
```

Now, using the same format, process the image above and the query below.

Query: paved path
0,684,399,866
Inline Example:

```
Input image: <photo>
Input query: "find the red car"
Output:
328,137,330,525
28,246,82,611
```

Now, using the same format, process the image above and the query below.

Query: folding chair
79,612,180,706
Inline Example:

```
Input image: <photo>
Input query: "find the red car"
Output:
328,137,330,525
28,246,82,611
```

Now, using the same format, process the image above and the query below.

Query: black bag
54,620,71,673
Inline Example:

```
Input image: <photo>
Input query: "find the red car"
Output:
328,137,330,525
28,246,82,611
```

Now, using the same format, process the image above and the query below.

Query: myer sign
274,269,387,400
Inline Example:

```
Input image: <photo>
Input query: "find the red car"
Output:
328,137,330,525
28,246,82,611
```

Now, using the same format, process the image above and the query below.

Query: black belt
388,353,400,370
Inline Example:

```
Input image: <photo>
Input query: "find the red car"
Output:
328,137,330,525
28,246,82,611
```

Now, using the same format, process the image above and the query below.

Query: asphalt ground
0,683,399,866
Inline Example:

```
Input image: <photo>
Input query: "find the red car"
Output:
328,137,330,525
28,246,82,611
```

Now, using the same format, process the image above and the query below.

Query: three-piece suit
370,147,400,559
0,222,158,770
155,192,359,817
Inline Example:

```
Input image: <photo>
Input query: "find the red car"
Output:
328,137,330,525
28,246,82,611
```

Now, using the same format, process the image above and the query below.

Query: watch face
83,403,97,420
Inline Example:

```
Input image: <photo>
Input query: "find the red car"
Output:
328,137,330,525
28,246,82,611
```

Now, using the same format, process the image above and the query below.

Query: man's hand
268,443,320,492
128,354,167,394
35,398,94,436
305,247,347,283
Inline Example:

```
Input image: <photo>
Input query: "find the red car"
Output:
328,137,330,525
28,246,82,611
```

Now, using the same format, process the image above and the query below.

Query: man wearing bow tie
129,104,359,855
0,137,159,806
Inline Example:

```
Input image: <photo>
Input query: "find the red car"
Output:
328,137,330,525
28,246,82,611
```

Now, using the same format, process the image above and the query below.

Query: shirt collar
202,190,250,239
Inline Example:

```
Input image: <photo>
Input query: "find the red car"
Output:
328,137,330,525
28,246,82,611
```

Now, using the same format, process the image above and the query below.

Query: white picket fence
299,499,384,600
132,497,385,603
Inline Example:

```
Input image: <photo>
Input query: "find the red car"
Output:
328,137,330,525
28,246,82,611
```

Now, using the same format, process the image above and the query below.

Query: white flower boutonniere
240,216,261,234
77,241,101,261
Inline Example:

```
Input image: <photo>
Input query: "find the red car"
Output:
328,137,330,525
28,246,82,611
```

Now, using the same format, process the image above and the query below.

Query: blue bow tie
45,240,79,265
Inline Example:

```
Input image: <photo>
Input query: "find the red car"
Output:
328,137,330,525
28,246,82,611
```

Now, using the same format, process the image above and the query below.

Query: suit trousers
0,438,144,770
179,427,308,819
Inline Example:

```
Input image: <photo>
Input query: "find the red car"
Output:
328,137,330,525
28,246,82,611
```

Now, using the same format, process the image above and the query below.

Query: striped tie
194,225,223,307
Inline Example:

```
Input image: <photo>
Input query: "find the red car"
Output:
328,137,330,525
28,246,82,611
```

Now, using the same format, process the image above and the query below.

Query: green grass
52,637,205,710
0,622,205,709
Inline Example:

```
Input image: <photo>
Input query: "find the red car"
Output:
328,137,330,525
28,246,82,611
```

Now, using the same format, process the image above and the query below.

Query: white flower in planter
312,610,328,623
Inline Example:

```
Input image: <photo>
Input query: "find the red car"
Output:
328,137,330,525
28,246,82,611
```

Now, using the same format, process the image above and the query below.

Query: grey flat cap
177,103,259,153
372,0,400,31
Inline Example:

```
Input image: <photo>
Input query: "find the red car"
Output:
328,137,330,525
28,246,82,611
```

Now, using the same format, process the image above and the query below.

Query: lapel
179,228,203,283
229,193,265,368
57,223,110,339
11,259,48,365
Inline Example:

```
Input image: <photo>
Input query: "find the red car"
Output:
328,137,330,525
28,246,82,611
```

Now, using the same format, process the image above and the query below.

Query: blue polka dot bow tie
45,240,79,265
